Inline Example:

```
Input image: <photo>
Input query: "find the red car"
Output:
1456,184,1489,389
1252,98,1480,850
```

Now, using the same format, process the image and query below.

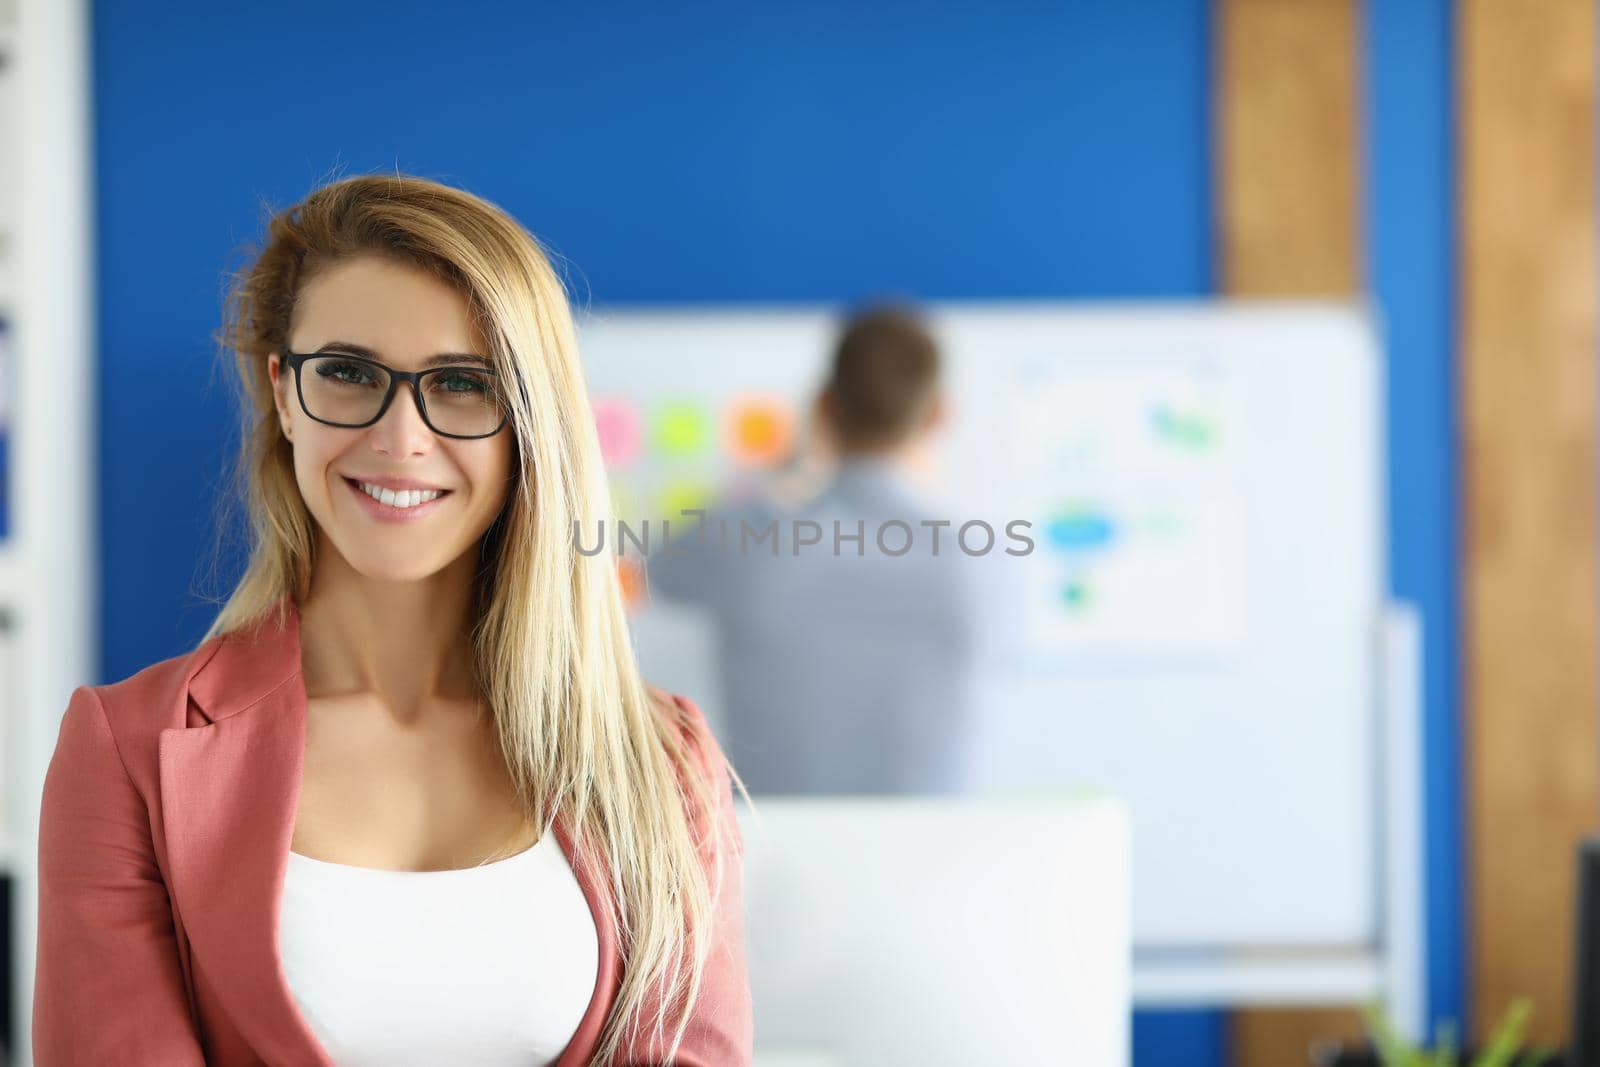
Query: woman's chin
336,548,450,586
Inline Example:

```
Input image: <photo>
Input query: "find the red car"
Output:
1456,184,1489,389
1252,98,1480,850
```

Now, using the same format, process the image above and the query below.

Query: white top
278,822,599,1067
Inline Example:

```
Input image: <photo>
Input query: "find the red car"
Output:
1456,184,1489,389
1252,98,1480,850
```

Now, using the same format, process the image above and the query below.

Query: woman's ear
267,352,293,440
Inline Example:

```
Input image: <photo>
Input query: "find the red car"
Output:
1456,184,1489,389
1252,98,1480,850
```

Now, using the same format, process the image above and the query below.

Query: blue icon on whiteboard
1046,509,1115,553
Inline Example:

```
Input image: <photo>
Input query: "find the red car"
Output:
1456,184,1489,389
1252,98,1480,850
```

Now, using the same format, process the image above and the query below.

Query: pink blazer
34,595,754,1065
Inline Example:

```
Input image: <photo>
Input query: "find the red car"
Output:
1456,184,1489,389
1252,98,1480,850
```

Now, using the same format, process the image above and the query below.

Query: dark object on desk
1573,837,1600,1067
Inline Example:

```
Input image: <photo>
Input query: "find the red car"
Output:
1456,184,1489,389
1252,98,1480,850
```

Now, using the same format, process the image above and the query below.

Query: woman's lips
343,477,452,522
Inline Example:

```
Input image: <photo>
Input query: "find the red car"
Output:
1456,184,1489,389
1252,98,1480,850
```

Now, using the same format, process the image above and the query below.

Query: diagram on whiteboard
1009,357,1250,659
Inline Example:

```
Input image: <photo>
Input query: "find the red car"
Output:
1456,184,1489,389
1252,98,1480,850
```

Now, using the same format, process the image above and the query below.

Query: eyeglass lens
301,355,505,437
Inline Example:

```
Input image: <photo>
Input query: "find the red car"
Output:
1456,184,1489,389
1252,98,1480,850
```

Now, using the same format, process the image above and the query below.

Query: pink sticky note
593,396,642,468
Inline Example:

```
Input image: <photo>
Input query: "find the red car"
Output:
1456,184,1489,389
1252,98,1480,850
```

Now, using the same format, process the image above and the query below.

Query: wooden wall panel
1217,0,1360,295
1460,0,1599,1047
1219,0,1365,1061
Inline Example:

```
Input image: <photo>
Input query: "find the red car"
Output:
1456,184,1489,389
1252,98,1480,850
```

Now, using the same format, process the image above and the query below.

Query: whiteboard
577,301,1383,951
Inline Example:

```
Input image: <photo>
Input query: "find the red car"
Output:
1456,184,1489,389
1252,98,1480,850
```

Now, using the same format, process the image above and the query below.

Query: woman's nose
370,379,435,454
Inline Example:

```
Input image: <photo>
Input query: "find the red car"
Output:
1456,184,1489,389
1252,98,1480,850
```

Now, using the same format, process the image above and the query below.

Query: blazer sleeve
34,684,207,1066
626,692,754,1066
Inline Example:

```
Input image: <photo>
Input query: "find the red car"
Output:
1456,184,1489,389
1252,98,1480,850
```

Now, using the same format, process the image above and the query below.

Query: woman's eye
319,360,377,386
435,371,488,394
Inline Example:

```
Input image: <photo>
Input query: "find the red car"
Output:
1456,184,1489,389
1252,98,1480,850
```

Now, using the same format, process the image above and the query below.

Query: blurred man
646,305,995,795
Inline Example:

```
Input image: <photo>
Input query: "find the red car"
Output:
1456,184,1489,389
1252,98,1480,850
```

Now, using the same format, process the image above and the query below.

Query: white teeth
358,482,444,509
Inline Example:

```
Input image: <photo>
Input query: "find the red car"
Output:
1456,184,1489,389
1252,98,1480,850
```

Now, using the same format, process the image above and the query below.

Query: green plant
1361,997,1552,1067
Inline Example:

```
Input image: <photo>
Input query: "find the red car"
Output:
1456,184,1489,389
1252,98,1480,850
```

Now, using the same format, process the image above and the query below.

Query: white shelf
0,545,18,604
5,3,95,1064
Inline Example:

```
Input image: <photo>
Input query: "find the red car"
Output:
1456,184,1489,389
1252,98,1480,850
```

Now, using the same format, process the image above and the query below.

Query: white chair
735,794,1131,1066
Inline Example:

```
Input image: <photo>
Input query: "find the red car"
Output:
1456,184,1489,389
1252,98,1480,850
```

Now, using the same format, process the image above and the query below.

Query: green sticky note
654,402,709,457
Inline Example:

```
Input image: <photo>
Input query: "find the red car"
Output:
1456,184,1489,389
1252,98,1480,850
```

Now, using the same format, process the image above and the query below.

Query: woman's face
267,255,515,585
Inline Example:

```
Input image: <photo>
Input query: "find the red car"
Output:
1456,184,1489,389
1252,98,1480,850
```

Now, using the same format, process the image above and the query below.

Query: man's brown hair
823,304,941,451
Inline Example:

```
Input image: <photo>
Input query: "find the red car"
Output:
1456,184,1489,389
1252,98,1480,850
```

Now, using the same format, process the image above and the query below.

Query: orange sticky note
617,556,646,610
726,395,793,466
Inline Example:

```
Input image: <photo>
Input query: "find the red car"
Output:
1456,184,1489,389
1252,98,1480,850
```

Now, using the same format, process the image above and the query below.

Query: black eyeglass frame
279,348,511,440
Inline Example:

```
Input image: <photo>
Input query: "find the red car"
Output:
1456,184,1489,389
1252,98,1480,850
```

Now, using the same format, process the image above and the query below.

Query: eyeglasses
280,348,510,440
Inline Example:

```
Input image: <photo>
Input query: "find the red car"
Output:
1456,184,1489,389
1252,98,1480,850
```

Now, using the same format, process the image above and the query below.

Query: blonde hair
201,170,750,1065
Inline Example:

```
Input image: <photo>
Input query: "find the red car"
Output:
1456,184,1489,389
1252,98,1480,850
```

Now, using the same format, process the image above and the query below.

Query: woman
33,174,754,1066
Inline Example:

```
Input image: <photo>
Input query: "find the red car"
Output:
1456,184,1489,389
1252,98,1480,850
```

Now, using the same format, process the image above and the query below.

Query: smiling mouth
343,477,453,510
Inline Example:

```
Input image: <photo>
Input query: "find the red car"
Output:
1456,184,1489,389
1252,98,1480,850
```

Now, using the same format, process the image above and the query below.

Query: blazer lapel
157,593,626,1066
158,595,336,1065
552,815,621,1067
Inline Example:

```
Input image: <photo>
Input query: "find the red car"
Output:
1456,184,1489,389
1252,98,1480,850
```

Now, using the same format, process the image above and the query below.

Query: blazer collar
158,593,619,1066
182,595,302,726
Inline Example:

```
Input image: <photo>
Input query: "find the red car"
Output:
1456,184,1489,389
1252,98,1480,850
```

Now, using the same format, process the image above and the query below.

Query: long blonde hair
201,170,749,1065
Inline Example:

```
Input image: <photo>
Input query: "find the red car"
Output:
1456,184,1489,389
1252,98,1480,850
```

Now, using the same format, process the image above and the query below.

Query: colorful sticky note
653,402,709,458
658,481,714,525
617,556,646,610
725,395,794,467
592,396,642,468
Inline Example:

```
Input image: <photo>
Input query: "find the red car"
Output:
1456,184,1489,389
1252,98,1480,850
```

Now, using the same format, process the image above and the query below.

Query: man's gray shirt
645,456,1008,796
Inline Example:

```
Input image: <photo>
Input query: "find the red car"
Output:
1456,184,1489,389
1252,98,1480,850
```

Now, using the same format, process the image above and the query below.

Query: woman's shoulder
644,682,702,728
44,634,225,803
73,633,228,749
642,685,743,856
644,685,726,777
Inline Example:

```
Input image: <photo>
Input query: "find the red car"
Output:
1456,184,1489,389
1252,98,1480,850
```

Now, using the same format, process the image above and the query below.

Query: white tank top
278,822,599,1067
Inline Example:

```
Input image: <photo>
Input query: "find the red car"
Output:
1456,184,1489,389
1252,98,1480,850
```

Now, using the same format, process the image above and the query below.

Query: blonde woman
33,174,754,1066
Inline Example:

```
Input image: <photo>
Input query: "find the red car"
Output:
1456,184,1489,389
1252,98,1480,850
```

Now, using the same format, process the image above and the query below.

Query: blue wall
93,0,1211,660
1368,0,1462,1039
92,0,1456,1059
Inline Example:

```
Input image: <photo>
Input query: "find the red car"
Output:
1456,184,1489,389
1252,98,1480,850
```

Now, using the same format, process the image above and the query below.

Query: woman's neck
298,546,482,720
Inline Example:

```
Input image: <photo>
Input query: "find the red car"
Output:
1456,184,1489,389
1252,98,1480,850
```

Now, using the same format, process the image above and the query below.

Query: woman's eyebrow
314,341,490,366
